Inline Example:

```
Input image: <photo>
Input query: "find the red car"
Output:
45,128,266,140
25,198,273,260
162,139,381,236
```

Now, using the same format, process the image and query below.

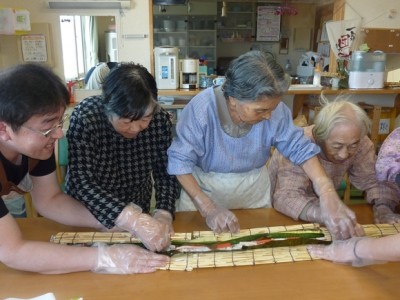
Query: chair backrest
55,136,69,190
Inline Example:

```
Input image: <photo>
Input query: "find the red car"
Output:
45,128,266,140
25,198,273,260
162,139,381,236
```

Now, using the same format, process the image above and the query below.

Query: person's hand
307,237,382,267
373,204,400,224
193,194,240,234
205,206,240,234
115,204,170,252
153,209,174,235
92,243,169,274
319,190,365,240
314,178,364,240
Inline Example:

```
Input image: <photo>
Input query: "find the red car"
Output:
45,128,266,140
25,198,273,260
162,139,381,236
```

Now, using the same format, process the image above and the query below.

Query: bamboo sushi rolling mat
50,223,400,271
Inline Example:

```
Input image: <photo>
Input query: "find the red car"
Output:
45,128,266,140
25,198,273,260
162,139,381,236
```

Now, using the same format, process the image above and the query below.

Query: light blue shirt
167,87,320,175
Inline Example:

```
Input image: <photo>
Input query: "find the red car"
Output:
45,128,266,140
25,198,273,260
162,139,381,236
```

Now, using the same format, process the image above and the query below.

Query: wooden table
1,204,399,300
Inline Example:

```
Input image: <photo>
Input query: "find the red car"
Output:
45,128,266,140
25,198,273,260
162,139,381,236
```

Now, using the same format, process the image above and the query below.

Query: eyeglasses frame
22,114,70,138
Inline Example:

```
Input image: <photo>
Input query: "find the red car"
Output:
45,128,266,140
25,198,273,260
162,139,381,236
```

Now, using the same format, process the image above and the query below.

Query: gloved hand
153,209,174,235
92,243,169,274
115,204,170,252
193,194,240,234
307,237,383,267
314,178,364,240
373,204,400,224
299,202,324,224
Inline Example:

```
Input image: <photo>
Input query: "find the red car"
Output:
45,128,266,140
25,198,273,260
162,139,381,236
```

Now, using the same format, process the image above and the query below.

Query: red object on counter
66,80,76,104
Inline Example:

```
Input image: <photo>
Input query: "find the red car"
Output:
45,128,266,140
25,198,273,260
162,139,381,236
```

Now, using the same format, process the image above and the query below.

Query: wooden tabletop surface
1,204,399,300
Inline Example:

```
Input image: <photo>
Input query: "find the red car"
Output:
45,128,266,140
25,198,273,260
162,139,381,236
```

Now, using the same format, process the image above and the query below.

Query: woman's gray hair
222,50,291,102
313,94,371,141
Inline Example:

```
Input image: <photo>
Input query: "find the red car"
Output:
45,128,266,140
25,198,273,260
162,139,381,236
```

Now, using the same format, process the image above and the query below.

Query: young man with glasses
0,63,169,274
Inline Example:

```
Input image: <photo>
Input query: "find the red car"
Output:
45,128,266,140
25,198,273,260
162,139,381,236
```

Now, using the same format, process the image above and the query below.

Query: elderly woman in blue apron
167,50,364,240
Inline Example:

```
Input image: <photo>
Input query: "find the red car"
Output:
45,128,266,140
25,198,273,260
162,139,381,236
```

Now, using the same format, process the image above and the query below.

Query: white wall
345,0,400,28
0,0,152,79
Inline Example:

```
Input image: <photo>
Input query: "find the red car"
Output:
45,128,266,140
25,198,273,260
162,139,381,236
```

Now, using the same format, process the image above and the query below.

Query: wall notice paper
21,34,47,62
51,223,400,271
256,6,281,42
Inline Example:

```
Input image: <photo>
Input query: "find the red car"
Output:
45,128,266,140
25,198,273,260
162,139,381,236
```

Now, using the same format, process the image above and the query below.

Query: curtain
82,16,98,72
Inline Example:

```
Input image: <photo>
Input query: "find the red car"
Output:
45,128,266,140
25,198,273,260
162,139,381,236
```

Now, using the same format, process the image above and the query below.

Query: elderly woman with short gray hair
269,96,400,229
167,50,363,240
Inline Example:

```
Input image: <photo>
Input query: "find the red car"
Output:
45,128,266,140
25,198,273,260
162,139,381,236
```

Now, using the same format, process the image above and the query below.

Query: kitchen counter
1,204,400,300
159,87,400,118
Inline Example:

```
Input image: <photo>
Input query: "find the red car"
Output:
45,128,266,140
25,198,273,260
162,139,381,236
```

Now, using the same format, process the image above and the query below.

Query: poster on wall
256,6,281,42
21,34,47,62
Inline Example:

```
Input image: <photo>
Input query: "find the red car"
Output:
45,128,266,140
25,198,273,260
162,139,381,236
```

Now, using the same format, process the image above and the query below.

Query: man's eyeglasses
23,114,70,138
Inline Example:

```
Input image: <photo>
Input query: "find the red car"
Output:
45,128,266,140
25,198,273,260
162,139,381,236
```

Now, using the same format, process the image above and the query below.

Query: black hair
102,62,158,120
0,63,69,131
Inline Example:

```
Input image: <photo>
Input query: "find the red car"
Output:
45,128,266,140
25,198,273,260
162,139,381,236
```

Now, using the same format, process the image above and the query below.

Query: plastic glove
153,209,174,235
307,237,383,267
193,194,240,234
299,202,324,224
92,243,169,274
314,178,364,240
115,204,170,252
373,204,400,224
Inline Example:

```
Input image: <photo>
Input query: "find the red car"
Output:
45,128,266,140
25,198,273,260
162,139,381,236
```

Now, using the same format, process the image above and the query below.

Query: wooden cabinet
361,28,400,53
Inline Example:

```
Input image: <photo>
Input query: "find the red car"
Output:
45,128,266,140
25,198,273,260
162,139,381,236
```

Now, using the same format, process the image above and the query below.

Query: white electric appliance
105,31,118,62
179,58,199,89
348,51,386,89
154,46,179,90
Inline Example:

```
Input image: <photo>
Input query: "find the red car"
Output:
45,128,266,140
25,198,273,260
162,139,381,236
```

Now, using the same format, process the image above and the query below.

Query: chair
55,136,69,190
24,193,38,218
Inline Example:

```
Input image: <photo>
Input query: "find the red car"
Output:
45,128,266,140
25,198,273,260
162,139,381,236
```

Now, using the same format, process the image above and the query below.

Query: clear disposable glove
153,209,174,235
115,204,170,252
314,178,364,240
92,243,169,274
299,202,324,224
193,194,240,234
373,204,400,224
307,237,384,267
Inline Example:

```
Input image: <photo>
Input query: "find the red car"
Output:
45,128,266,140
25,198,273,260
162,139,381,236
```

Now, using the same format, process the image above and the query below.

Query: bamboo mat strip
50,224,399,271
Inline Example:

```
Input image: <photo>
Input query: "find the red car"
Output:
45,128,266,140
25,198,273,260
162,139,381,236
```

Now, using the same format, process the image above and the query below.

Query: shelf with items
217,2,256,43
187,15,217,75
153,12,217,75
153,15,188,58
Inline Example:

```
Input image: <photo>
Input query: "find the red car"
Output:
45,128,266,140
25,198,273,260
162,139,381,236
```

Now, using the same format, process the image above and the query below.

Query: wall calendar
21,34,47,62
256,6,281,42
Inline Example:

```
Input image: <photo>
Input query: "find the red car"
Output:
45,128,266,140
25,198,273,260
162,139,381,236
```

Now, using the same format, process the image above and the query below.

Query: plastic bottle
312,63,321,86
284,59,292,73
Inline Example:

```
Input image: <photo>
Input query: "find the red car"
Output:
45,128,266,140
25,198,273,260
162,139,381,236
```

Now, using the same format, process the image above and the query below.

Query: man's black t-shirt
0,153,56,218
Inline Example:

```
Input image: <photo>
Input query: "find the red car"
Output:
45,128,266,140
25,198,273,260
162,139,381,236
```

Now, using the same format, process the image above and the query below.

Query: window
60,15,85,81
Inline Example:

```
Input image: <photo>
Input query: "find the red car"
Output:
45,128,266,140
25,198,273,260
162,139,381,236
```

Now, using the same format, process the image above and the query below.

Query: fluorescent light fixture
153,0,187,5
46,0,131,9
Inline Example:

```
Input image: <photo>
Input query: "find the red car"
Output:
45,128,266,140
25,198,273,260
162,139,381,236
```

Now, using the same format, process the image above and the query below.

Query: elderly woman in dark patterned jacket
66,62,180,252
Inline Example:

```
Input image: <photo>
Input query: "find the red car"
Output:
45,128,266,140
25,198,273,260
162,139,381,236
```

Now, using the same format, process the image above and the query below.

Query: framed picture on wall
256,6,281,42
